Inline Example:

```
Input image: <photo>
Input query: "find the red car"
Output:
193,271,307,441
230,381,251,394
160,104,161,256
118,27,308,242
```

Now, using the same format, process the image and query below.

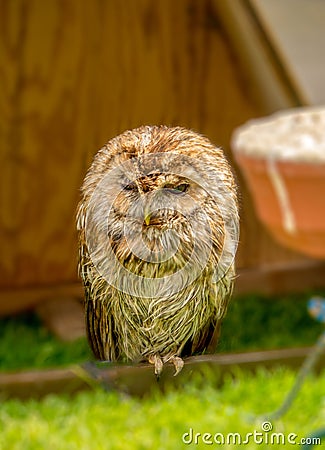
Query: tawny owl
77,126,239,377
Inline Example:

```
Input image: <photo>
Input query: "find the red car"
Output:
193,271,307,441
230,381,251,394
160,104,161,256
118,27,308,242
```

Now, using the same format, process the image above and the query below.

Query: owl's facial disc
118,172,193,227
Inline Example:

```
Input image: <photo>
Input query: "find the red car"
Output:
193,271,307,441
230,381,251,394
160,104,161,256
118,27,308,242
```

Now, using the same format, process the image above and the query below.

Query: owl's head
78,126,239,296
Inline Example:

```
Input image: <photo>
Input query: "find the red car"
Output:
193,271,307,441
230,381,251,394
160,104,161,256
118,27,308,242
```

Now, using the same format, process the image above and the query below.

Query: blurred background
1,4,325,446
1,0,325,331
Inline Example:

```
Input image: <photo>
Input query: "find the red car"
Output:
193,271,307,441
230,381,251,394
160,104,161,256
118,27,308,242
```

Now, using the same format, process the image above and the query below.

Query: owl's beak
144,212,151,226
143,203,151,225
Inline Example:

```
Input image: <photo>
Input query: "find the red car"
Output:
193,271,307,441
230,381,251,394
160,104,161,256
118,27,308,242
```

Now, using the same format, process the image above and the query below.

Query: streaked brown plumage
77,125,239,376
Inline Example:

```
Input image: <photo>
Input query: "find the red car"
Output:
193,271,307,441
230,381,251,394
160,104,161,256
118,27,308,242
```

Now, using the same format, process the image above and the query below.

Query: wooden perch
0,347,323,400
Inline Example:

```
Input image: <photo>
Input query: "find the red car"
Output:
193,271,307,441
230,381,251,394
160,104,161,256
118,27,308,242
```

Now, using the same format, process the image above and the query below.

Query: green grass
220,292,324,352
0,294,324,449
0,292,323,371
0,313,92,371
0,367,324,449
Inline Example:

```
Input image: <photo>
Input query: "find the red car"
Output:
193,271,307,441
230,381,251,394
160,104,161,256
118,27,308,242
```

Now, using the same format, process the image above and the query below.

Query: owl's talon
171,356,184,376
149,354,163,379
160,355,184,376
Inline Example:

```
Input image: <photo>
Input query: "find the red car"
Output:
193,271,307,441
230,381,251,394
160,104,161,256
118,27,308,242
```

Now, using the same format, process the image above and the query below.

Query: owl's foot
149,354,185,378
168,355,184,376
148,354,164,379
161,354,184,376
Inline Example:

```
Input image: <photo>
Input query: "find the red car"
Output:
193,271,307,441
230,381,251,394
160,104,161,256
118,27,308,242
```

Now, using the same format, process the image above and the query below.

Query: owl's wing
189,208,238,356
184,321,221,356
181,268,234,357
78,227,119,362
85,287,119,361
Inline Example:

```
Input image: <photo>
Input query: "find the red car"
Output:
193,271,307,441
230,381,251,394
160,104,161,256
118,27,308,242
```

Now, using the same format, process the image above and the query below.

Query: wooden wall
0,0,311,311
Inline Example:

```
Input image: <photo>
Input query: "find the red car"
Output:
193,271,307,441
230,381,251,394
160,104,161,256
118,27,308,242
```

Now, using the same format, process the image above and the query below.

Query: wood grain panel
0,0,309,303
0,0,96,287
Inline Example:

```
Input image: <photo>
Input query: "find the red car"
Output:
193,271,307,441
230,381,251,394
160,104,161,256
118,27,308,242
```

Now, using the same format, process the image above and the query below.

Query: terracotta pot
235,153,325,259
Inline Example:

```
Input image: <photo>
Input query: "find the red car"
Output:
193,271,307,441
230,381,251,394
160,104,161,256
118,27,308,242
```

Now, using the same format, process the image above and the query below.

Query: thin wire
260,330,325,422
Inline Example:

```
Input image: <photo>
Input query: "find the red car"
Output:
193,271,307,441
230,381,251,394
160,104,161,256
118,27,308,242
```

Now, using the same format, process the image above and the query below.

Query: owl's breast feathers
81,235,235,364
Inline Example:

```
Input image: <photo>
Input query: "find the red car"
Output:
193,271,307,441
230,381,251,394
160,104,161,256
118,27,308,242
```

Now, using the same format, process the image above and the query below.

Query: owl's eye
123,182,137,191
174,183,189,193
164,183,189,194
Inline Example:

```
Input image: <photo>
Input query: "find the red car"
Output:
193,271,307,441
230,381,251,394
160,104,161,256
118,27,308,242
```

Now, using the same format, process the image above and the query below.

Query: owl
77,126,239,377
